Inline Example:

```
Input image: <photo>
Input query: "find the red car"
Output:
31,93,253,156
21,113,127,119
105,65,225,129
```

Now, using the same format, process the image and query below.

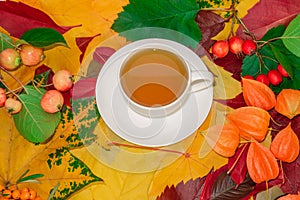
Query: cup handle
190,69,214,92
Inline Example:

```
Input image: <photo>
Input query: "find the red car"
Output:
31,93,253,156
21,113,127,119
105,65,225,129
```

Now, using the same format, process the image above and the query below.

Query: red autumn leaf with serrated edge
156,177,206,200
76,33,101,63
236,0,300,39
0,0,79,38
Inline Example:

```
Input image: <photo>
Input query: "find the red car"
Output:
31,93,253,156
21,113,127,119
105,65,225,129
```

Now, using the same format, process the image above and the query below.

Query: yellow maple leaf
0,108,102,199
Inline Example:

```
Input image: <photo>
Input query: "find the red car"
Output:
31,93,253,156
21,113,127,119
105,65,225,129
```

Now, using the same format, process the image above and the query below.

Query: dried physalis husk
277,192,300,200
227,106,270,142
242,78,276,110
247,140,279,183
275,89,300,119
270,123,300,163
205,124,240,157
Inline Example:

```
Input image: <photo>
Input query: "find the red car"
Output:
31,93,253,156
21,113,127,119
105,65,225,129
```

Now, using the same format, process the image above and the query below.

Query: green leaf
111,0,201,46
241,54,260,76
20,28,68,49
241,45,278,77
260,25,285,41
0,32,14,50
282,14,300,57
269,39,300,79
13,86,61,143
17,173,44,183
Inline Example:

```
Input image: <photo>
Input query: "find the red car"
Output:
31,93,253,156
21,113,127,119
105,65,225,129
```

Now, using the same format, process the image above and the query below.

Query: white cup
118,38,213,118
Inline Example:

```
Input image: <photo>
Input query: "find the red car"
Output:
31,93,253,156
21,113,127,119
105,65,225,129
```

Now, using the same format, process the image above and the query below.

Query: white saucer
95,39,213,147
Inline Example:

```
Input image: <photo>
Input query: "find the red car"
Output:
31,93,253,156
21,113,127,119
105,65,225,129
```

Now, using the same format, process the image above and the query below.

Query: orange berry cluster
0,186,42,200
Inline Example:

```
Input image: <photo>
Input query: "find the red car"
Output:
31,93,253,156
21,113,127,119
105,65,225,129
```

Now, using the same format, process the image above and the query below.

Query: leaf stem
227,143,249,174
0,65,28,94
257,36,300,48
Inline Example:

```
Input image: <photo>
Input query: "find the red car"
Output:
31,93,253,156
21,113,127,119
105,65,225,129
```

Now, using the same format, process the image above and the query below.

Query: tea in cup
119,39,213,117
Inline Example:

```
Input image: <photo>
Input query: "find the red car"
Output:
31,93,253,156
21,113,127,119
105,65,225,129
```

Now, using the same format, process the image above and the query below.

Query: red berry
20,44,44,66
243,75,254,80
229,36,243,54
52,70,73,92
268,70,282,86
212,40,229,58
242,40,257,55
256,74,270,86
0,88,6,107
40,90,64,113
5,98,22,114
277,64,289,77
0,48,21,71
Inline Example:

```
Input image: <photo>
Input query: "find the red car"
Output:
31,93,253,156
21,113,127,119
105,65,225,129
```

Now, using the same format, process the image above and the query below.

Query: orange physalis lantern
247,140,279,183
227,106,270,142
275,89,300,119
277,193,300,200
242,78,276,110
270,123,300,163
205,124,240,157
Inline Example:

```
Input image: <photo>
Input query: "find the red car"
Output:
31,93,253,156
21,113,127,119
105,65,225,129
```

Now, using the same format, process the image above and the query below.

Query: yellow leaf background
0,0,259,199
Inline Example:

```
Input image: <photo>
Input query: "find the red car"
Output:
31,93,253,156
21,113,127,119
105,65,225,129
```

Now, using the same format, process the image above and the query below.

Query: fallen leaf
148,133,227,198
0,107,102,199
156,177,206,200
76,33,101,63
195,10,225,50
0,0,78,38
227,144,250,185
210,172,255,200
236,0,300,39
93,46,116,65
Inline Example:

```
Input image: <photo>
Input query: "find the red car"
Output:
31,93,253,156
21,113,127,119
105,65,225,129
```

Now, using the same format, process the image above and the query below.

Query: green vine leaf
20,28,68,49
111,0,201,45
0,32,14,50
282,14,300,57
13,86,61,143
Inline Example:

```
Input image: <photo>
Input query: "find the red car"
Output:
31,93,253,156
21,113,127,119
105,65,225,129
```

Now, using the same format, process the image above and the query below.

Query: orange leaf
275,89,300,119
242,78,276,110
227,106,270,142
270,123,300,163
206,124,240,157
247,140,279,183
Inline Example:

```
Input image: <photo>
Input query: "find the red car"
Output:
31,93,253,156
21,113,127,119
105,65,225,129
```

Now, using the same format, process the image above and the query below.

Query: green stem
257,36,300,48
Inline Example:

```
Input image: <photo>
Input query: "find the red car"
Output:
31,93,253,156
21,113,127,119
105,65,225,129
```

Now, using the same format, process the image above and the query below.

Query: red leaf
200,166,228,200
0,0,79,38
228,144,250,185
213,51,243,81
195,10,225,50
156,185,179,200
156,177,207,200
71,78,97,100
76,34,101,63
93,47,116,65
236,0,300,39
215,93,247,109
281,155,300,194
